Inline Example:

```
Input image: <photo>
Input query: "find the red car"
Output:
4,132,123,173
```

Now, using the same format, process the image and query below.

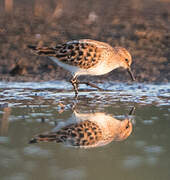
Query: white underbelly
86,61,118,76
49,57,117,77
50,57,79,75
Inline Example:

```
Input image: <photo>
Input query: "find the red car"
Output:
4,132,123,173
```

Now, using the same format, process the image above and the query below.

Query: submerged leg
70,76,79,98
70,76,105,97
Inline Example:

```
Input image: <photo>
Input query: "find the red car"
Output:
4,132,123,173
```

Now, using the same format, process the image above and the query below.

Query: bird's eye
125,58,129,63
126,123,129,129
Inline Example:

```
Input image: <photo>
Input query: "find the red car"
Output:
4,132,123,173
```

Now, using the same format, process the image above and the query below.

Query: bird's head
114,47,135,81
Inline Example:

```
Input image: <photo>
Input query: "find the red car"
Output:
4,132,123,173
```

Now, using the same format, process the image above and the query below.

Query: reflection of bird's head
114,119,133,141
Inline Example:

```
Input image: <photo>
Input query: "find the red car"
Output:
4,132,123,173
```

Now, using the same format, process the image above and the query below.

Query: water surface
0,82,170,180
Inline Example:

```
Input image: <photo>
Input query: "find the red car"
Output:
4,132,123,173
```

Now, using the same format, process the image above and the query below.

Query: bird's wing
28,39,107,69
29,120,103,148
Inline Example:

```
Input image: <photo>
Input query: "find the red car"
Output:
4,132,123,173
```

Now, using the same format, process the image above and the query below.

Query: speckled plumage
29,111,133,148
33,41,101,69
28,39,133,74
28,39,135,96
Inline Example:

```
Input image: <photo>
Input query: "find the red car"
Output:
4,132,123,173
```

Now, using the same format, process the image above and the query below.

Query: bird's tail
27,45,57,56
29,133,62,144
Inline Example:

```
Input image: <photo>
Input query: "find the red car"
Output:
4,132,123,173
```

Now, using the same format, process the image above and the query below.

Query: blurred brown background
0,0,169,82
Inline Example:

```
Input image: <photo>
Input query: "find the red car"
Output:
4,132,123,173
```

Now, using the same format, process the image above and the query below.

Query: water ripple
0,81,169,107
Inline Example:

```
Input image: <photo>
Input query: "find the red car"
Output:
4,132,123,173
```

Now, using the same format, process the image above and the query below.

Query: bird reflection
29,107,135,148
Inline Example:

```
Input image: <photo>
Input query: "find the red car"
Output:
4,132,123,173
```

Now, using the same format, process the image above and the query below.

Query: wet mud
0,0,169,83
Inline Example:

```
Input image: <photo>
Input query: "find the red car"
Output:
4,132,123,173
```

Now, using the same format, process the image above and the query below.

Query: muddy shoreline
0,0,169,83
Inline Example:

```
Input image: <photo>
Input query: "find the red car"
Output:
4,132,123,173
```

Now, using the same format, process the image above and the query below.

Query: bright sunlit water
0,81,170,180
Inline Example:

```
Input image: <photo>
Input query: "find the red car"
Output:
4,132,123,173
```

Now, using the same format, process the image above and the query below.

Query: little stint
28,39,135,97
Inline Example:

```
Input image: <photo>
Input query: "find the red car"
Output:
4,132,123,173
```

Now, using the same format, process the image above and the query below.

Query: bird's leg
70,76,79,98
78,81,103,91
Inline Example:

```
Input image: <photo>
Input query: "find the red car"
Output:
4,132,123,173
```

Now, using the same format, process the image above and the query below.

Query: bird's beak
127,67,135,81
128,107,136,116
126,107,135,122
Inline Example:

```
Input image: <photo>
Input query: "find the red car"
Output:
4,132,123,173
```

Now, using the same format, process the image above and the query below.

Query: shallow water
0,81,170,180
